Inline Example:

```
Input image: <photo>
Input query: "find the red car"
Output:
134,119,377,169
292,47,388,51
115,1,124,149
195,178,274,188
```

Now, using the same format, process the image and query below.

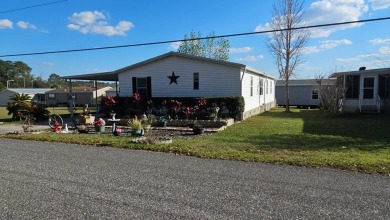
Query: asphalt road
0,139,389,219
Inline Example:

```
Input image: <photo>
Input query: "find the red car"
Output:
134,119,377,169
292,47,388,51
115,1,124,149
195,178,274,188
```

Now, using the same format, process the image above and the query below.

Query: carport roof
61,71,118,81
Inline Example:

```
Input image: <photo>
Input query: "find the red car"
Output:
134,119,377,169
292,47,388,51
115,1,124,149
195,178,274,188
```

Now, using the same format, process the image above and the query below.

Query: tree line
0,60,113,90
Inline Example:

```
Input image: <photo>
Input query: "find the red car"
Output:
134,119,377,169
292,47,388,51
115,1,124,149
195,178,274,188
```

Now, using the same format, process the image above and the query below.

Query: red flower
93,118,105,126
133,93,141,102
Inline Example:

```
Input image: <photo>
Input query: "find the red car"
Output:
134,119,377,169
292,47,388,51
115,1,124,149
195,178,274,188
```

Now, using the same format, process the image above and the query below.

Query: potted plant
158,116,168,127
128,116,144,136
93,118,106,133
113,128,122,136
192,123,205,135
141,114,156,130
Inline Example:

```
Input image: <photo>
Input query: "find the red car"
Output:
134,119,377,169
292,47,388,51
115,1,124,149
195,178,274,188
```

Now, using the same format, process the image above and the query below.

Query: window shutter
132,77,137,94
147,77,152,97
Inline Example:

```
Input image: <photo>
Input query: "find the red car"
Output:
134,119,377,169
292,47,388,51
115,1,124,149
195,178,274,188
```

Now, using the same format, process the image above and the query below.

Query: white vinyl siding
119,56,241,97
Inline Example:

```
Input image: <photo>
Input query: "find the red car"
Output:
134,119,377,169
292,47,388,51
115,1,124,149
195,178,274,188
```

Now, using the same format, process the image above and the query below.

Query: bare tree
315,75,345,116
267,0,310,112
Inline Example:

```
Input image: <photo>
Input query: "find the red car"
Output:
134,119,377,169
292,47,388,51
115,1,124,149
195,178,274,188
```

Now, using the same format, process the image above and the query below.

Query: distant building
276,79,335,108
45,86,112,107
0,88,53,106
330,67,390,112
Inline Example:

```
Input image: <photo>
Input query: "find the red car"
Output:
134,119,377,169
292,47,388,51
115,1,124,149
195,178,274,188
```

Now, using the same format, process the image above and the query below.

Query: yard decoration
93,118,106,133
167,71,180,84
128,115,144,137
114,128,122,136
54,120,60,133
192,121,205,135
77,125,88,133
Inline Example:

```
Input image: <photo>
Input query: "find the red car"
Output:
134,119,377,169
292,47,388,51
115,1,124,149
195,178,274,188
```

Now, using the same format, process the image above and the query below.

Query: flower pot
95,125,105,133
193,128,205,135
131,129,144,137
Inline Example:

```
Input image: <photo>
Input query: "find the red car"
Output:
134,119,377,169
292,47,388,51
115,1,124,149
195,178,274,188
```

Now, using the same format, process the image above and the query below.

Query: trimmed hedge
103,96,245,120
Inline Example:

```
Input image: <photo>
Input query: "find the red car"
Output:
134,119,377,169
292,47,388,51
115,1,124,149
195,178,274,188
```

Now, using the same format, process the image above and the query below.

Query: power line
0,0,68,14
1,16,389,58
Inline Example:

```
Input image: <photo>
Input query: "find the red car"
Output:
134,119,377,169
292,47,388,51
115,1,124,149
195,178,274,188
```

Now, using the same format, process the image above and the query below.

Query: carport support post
115,81,118,97
69,79,74,118
95,80,98,112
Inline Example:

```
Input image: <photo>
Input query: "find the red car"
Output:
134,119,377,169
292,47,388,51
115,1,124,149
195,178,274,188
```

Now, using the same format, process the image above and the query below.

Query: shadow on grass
231,133,390,152
262,108,390,142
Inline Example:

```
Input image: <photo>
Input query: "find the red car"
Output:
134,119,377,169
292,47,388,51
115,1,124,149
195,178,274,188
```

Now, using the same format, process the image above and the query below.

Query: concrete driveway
0,139,389,219
0,123,50,134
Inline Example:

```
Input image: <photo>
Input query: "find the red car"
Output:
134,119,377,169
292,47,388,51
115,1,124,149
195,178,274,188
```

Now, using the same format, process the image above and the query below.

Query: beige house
45,86,112,106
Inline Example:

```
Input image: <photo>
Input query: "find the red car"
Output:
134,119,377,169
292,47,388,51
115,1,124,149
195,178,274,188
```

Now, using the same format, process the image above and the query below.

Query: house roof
330,68,390,78
47,86,112,93
61,51,275,81
4,88,54,94
276,79,335,86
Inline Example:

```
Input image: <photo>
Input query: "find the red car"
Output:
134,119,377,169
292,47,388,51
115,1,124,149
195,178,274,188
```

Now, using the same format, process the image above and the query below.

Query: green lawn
1,107,389,175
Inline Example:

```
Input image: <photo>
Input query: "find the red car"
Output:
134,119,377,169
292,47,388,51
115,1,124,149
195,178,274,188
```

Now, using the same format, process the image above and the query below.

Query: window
345,75,360,99
38,94,46,101
259,78,264,95
270,81,273,94
250,76,253,96
67,93,76,100
312,90,319,99
265,80,268,95
193,72,199,90
48,93,55,100
132,77,151,97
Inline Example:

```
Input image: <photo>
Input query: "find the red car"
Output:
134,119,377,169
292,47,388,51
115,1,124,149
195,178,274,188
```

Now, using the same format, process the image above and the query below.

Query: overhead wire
0,16,389,58
0,0,68,14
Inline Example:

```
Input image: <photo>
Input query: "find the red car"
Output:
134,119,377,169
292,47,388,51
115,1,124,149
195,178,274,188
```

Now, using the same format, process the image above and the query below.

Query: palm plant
6,93,32,120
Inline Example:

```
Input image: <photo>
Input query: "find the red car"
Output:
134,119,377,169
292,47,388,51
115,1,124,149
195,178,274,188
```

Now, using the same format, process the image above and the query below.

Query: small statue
82,104,90,115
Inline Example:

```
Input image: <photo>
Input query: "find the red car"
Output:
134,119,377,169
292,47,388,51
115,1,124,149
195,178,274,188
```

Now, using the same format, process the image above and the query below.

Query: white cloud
255,1,369,38
0,19,13,29
305,0,369,38
17,21,36,30
237,55,264,62
230,47,252,54
337,46,390,63
369,0,390,10
168,41,182,50
67,11,134,36
303,39,352,54
379,46,390,54
369,37,390,44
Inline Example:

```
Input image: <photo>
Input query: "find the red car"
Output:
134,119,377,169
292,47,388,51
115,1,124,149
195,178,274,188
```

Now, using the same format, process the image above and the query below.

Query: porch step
360,105,380,113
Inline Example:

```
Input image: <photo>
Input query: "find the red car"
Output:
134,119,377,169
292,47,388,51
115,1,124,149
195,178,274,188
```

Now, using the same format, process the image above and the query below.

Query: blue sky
1,0,390,80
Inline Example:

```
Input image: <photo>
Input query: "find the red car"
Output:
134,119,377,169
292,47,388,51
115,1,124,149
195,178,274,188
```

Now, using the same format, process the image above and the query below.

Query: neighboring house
276,79,335,108
62,52,276,120
105,88,118,97
45,87,112,107
0,88,53,106
330,67,390,113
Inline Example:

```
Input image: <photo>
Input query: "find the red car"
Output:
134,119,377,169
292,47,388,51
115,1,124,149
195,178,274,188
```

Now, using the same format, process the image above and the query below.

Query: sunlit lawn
1,107,389,175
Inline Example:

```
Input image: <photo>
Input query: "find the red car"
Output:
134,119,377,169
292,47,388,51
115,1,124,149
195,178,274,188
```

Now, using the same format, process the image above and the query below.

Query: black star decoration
167,71,180,84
